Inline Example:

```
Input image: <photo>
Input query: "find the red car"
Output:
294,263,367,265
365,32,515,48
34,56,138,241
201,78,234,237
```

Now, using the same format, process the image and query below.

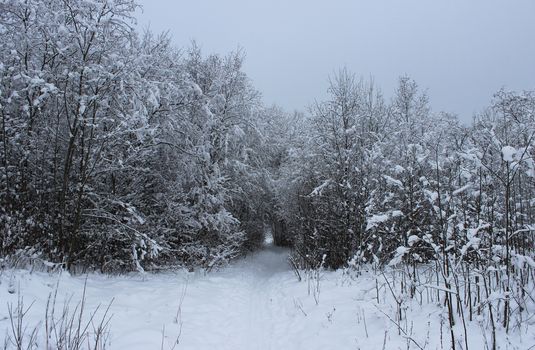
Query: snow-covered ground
1,244,534,349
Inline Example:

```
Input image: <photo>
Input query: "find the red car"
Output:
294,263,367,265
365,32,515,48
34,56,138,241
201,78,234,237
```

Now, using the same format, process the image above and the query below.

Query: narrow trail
178,243,291,350
239,245,291,350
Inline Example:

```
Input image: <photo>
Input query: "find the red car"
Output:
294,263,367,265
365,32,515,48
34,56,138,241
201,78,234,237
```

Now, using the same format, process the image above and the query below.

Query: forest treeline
1,0,535,286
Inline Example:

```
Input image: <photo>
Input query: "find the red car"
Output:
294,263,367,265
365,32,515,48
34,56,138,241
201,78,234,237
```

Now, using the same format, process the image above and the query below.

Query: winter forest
1,0,534,349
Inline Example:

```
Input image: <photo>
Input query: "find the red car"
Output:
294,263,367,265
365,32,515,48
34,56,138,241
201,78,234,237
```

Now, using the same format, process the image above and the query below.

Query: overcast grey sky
136,0,535,122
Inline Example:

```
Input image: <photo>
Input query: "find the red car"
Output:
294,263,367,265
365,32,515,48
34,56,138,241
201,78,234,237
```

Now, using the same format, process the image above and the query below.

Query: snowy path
177,244,292,350
2,245,534,349
1,245,313,350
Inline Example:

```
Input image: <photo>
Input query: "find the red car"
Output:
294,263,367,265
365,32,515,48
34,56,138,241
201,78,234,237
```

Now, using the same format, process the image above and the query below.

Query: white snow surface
1,244,534,349
502,145,517,162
